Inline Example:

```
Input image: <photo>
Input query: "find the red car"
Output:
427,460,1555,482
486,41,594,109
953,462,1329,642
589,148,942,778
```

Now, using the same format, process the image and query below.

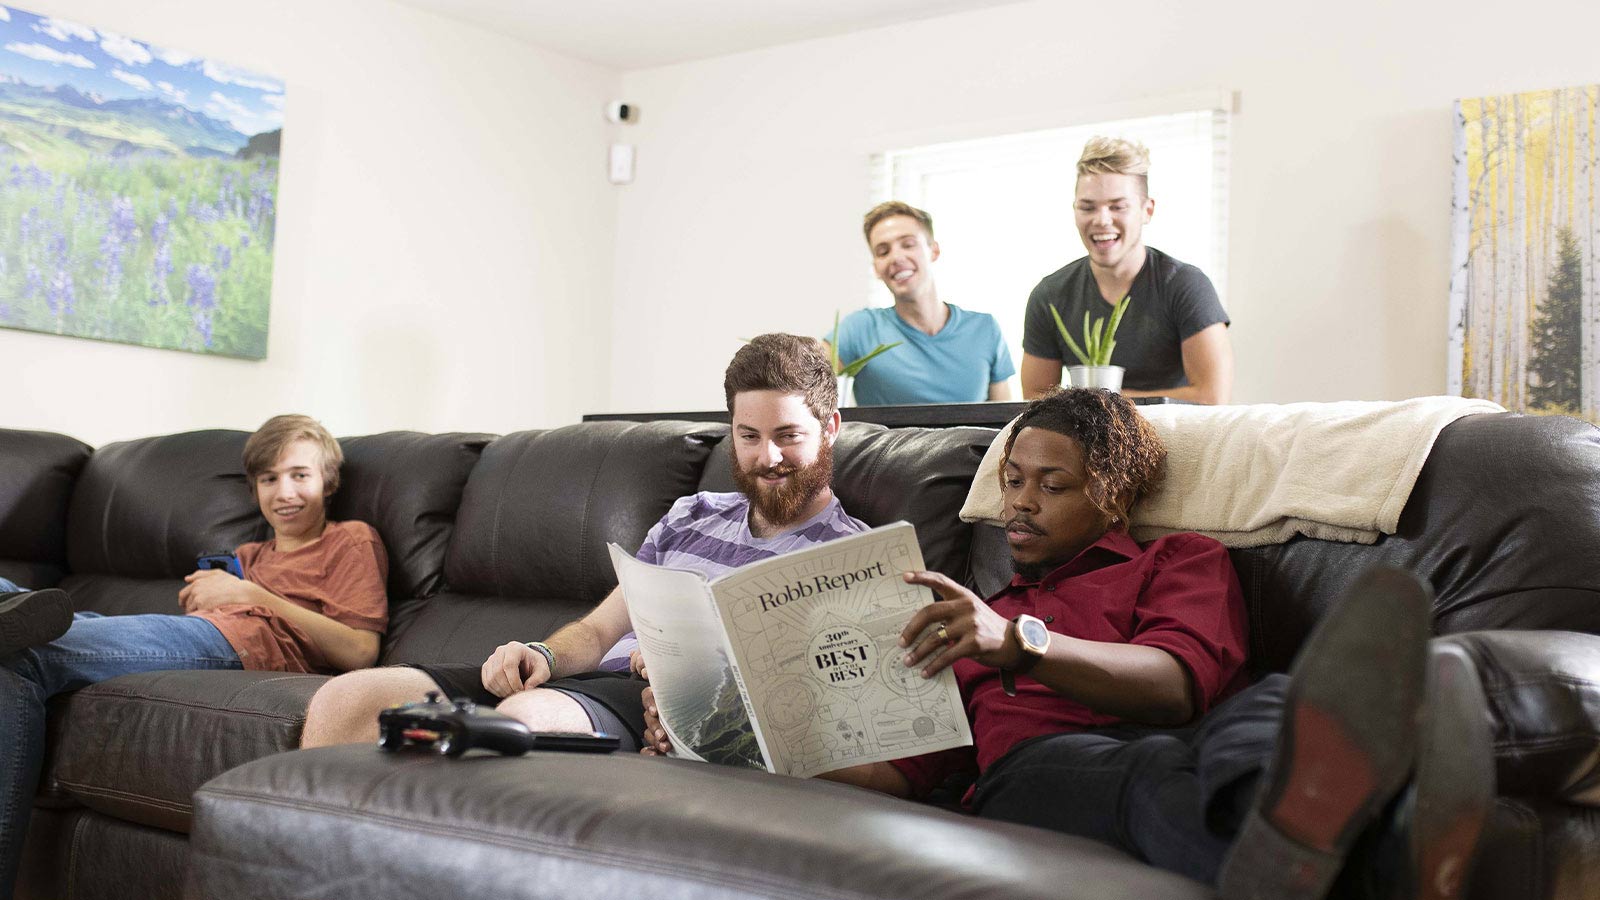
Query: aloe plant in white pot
1048,296,1130,391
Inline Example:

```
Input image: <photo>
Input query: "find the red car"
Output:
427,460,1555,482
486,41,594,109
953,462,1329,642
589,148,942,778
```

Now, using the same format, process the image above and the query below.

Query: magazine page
606,546,765,770
706,522,974,779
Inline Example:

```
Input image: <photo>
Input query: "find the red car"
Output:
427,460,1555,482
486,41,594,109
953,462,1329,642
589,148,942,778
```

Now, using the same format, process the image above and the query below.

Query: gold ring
935,623,950,642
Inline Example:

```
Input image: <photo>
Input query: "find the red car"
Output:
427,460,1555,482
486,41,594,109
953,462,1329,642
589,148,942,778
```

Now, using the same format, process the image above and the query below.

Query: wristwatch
1000,614,1051,697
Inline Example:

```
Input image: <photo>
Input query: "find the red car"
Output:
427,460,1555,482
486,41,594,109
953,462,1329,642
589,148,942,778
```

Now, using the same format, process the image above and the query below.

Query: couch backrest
377,421,722,666
331,431,491,600
0,428,92,589
62,431,264,615
1229,412,1600,674
13,412,1597,679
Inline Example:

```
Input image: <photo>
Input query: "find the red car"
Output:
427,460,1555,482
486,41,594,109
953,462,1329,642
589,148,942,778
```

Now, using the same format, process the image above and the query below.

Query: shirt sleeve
1167,265,1230,340
1021,280,1064,360
1126,533,1248,715
306,523,390,634
990,320,1017,382
636,495,698,565
887,745,979,800
830,309,873,369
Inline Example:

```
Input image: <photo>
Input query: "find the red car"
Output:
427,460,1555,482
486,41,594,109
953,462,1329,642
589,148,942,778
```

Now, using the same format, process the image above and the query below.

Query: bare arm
1019,352,1062,398
481,585,633,697
900,572,1194,726
1122,323,1233,405
179,571,379,671
987,380,1014,401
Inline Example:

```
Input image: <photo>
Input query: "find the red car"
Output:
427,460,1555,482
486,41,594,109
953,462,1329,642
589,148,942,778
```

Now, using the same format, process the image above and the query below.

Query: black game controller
378,691,535,757
378,691,623,757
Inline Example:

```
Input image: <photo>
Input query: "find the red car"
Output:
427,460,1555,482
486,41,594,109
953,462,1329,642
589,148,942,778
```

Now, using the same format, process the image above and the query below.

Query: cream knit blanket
959,396,1505,548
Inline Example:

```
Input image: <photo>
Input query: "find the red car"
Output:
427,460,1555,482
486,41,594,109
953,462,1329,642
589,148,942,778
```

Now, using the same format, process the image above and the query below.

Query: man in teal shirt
825,202,1015,405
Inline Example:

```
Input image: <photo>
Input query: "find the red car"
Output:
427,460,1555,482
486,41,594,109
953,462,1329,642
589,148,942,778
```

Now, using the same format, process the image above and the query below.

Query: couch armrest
50,669,326,832
1440,631,1600,804
188,746,1209,900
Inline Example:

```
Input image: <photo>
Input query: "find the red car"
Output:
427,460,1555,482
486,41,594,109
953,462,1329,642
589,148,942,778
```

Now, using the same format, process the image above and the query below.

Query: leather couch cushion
1470,796,1600,900
1443,631,1600,803
332,431,492,600
47,670,325,833
444,422,721,604
0,428,92,588
1227,414,1600,674
21,809,189,900
56,574,187,618
697,422,991,586
66,431,265,579
189,746,1209,900
378,591,590,666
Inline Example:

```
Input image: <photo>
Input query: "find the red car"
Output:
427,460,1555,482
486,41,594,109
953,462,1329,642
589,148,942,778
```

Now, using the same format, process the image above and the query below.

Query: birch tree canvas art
1449,85,1599,418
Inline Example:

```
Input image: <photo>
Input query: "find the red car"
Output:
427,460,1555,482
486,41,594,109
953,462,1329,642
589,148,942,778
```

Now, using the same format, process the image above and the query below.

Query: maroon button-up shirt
889,529,1248,799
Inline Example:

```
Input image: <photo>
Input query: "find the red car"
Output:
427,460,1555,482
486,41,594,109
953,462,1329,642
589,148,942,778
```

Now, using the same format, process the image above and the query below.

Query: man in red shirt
641,388,1493,900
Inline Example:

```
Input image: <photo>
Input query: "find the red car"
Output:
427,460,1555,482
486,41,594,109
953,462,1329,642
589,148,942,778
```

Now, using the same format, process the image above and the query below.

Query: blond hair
862,200,934,244
1077,137,1151,196
243,414,343,495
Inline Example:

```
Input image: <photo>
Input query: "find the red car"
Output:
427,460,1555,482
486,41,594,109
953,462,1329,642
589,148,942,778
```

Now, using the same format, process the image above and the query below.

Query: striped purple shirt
598,491,868,670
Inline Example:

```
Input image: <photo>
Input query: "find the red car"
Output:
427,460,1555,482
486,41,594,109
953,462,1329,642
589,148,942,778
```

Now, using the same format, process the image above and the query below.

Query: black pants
971,674,1287,884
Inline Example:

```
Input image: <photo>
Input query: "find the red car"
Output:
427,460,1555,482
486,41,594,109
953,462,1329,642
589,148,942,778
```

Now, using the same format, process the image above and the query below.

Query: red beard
730,439,834,528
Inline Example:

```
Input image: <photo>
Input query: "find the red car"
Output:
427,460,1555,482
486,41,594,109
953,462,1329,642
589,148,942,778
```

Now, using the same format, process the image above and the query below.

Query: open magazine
607,521,973,779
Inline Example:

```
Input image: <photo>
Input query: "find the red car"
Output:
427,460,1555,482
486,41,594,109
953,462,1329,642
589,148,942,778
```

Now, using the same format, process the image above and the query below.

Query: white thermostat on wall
609,143,635,185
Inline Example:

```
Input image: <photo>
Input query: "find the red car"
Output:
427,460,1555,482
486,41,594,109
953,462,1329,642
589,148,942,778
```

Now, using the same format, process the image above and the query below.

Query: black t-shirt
1022,247,1228,391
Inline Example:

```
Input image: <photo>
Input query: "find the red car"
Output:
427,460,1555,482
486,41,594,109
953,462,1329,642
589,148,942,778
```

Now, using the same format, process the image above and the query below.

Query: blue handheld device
197,553,243,578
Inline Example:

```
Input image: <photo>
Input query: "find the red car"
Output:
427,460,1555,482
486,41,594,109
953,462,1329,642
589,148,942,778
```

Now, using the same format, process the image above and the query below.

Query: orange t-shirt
194,520,389,674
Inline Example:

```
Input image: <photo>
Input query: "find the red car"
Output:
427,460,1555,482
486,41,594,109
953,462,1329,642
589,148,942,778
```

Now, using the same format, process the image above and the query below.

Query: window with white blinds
868,108,1230,373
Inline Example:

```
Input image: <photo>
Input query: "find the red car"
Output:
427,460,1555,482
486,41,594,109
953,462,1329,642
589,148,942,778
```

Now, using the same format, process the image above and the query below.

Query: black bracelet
524,641,556,673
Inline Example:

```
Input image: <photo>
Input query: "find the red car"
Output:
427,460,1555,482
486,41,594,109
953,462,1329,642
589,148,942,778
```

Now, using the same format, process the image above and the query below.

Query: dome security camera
606,101,636,124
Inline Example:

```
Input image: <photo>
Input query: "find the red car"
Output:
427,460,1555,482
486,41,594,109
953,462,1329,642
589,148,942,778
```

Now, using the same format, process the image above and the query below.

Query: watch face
1019,617,1050,651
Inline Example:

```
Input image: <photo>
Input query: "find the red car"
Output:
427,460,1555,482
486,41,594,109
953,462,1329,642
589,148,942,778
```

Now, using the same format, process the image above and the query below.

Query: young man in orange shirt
0,415,389,900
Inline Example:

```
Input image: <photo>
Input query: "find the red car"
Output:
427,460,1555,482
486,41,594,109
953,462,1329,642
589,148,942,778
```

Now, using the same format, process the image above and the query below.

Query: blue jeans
0,612,242,899
970,675,1288,885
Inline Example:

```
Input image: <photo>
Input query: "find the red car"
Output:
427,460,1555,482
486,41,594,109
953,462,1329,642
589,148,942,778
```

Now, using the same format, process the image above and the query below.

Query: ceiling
394,0,1029,70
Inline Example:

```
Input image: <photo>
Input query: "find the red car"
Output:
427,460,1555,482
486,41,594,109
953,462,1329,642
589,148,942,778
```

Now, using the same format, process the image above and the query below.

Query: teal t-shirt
830,304,1016,405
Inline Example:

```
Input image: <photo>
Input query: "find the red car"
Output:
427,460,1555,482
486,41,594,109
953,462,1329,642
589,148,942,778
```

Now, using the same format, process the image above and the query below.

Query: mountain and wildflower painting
0,4,282,358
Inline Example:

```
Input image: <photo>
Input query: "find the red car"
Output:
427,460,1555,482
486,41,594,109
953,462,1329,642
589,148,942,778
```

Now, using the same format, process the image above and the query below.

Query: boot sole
0,588,74,657
1219,566,1432,900
1413,644,1494,900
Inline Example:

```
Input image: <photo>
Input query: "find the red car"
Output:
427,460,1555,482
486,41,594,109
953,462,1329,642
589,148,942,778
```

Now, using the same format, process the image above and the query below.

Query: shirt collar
1000,529,1143,593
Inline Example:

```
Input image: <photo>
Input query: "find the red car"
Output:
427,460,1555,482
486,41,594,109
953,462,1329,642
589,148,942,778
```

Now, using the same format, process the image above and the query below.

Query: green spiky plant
830,310,901,377
1048,296,1130,367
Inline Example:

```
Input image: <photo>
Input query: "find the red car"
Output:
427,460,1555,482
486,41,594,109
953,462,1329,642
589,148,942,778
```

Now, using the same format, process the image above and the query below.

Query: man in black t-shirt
1020,137,1234,404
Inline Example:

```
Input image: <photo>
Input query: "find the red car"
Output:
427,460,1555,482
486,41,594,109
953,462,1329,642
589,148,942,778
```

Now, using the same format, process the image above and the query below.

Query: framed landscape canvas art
0,4,282,358
1448,84,1599,420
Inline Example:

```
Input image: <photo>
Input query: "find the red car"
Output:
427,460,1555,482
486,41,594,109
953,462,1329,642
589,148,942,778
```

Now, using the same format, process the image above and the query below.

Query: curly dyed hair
1002,388,1166,529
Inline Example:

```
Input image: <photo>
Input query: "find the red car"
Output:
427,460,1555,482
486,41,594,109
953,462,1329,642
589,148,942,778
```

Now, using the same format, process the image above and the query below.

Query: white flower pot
836,374,855,408
1066,365,1125,392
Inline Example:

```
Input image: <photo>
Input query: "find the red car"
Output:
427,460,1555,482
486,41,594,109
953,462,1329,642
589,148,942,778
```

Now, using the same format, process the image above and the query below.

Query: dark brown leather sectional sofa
3,412,1598,900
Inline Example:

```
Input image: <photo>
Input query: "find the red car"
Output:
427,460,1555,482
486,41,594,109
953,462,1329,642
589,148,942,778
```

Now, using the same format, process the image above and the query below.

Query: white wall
609,0,1600,411
3,0,619,446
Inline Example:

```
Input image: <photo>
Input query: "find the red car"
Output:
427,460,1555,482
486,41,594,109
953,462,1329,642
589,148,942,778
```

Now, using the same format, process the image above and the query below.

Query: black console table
583,398,1173,431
